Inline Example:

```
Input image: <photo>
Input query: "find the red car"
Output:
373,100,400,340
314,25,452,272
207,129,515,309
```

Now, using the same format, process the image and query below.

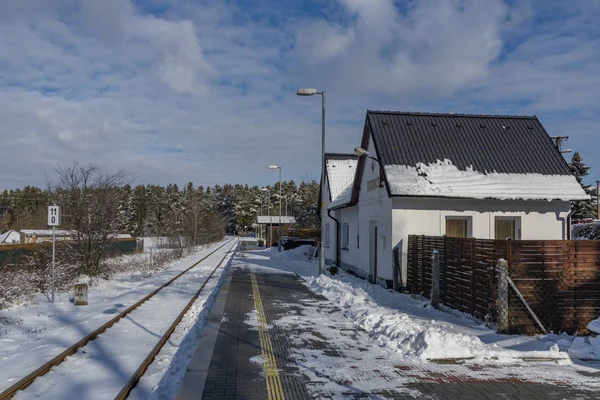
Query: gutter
327,209,340,266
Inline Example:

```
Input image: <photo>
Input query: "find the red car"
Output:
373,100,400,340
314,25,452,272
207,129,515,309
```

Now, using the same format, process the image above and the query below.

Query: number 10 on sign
48,206,60,226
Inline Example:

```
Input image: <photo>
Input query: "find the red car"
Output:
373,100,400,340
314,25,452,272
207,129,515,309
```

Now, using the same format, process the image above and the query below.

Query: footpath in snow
0,238,233,395
267,245,600,363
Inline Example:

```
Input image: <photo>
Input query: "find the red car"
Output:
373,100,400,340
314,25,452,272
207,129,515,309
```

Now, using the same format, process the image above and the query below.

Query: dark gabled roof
367,111,572,175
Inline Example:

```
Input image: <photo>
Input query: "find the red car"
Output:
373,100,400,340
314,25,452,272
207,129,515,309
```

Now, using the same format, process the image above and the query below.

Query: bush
572,223,600,240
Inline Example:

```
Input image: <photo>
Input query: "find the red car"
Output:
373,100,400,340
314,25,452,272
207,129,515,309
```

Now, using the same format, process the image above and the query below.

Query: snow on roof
384,159,589,201
20,229,75,236
326,156,358,204
327,182,354,210
256,216,296,224
0,230,15,243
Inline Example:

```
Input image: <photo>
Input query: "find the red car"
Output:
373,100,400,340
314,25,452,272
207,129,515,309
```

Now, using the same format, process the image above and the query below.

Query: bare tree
47,163,129,276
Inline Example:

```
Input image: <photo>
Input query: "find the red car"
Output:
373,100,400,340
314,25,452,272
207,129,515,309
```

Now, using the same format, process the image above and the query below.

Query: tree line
0,164,320,237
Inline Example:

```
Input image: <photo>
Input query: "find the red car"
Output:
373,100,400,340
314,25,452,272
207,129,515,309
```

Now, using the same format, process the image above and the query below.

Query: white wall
391,197,571,284
354,138,393,286
338,206,360,271
322,174,337,264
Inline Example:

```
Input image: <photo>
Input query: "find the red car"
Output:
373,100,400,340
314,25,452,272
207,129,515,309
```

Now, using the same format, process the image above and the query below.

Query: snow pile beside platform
569,336,600,359
307,274,488,360
272,245,315,262
306,273,582,362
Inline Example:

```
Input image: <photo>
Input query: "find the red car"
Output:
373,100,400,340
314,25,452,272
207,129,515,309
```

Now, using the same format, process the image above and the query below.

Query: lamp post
269,165,282,252
297,87,326,275
261,187,270,245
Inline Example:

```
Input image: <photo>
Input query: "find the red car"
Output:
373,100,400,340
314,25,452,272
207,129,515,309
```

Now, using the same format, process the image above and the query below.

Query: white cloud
0,0,599,189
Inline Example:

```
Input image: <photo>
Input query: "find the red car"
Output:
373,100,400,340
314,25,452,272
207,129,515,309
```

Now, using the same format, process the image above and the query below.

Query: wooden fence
407,235,600,335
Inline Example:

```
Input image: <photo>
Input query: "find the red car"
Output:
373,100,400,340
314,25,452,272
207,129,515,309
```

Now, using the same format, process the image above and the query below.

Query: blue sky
0,0,599,189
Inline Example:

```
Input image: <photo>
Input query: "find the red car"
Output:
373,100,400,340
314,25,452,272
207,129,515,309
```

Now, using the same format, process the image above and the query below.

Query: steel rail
0,238,237,400
116,238,238,399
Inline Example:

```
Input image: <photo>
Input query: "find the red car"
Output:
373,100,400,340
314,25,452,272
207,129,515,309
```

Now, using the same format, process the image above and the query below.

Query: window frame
342,223,350,249
494,216,521,240
445,216,473,238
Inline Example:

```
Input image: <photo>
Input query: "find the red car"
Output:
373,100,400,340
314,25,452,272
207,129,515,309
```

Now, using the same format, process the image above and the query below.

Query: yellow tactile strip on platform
250,272,286,400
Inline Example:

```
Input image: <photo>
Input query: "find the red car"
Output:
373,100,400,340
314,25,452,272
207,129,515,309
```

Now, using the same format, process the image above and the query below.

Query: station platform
176,251,599,400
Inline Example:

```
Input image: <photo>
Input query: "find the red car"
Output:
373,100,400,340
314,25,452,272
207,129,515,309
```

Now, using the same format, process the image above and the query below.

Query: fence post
393,246,401,292
431,250,440,309
497,258,509,333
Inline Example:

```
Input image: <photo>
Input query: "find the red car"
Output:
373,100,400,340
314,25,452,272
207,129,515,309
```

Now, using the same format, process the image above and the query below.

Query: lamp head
354,147,370,157
268,165,279,169
296,88,318,96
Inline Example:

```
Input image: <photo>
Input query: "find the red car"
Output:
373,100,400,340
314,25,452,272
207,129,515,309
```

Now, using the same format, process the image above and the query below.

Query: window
342,223,349,249
445,217,471,238
324,223,330,246
495,217,521,240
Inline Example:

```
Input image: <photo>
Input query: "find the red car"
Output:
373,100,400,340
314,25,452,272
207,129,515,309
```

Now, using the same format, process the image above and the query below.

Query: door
369,221,378,284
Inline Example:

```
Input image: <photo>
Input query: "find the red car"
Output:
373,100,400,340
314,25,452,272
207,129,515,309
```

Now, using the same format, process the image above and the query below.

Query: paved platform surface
179,252,600,400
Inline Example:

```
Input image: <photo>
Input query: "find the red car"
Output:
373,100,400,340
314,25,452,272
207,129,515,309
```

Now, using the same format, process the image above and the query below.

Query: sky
0,0,599,190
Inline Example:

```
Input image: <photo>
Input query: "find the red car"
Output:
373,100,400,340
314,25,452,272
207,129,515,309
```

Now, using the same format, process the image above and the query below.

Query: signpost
48,205,60,303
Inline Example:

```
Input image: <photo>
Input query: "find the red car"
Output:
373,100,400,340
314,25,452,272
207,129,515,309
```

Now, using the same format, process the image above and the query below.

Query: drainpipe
566,209,574,240
327,209,340,266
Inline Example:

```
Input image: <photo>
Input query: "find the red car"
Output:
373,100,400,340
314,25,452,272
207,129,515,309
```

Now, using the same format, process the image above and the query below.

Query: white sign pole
52,225,56,303
48,205,60,304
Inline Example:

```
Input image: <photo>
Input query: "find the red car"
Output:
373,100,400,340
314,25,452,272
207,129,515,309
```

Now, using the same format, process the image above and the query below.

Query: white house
0,230,20,245
323,111,589,289
322,153,359,266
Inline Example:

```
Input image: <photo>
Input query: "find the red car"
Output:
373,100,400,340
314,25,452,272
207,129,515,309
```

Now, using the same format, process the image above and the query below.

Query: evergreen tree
569,152,594,221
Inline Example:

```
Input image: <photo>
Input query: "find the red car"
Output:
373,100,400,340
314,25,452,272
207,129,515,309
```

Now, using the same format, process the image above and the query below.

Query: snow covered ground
258,245,600,363
0,238,233,396
236,247,600,397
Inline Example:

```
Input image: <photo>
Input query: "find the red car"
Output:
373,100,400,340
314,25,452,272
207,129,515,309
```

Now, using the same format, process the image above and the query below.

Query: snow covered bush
572,223,600,240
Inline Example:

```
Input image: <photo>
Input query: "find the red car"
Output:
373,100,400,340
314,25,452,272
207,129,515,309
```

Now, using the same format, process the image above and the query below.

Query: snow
235,249,600,397
0,230,19,244
385,159,589,201
588,318,600,334
129,243,237,399
256,216,296,224
262,247,600,363
327,181,354,210
326,157,358,201
0,238,233,396
20,229,74,237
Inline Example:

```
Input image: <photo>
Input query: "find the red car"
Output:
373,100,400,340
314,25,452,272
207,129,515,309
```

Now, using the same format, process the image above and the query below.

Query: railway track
0,238,239,400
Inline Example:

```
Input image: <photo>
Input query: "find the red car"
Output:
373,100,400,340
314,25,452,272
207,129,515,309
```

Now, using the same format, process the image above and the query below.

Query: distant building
20,229,74,244
256,216,296,247
0,230,20,245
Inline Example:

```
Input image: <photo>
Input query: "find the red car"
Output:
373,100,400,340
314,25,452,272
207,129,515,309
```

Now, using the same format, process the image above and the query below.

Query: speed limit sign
48,206,61,226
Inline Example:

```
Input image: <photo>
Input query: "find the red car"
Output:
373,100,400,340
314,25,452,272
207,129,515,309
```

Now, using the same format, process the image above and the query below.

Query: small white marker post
48,205,61,303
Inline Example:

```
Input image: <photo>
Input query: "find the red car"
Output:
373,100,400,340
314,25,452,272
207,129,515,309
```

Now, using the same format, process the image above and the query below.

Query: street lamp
269,165,282,252
297,87,326,275
262,187,270,246
354,147,384,187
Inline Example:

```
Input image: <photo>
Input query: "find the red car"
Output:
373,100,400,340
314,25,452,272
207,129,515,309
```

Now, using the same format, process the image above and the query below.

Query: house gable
351,111,588,202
